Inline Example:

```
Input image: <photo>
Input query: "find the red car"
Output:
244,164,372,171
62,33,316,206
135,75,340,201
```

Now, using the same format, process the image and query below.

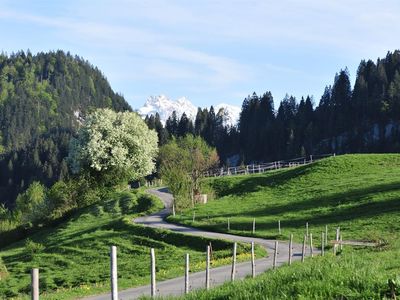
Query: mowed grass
0,191,264,300
166,154,400,299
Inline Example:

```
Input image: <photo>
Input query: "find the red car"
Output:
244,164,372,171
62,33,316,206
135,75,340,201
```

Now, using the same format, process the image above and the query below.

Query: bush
46,181,77,219
118,192,138,213
90,205,104,216
137,194,156,212
15,182,47,224
25,238,45,258
103,199,121,215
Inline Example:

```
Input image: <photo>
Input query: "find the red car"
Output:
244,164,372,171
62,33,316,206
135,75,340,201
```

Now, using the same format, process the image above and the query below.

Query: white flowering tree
68,108,158,185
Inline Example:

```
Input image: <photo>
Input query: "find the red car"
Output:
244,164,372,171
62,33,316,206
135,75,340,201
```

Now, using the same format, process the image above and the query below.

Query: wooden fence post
206,245,210,290
306,222,309,238
310,233,314,257
273,240,278,269
227,217,230,231
185,253,189,294
325,225,328,247
231,242,237,281
278,220,281,235
288,234,293,265
150,248,156,297
251,242,255,278
340,234,343,251
31,268,39,300
301,235,306,262
252,218,256,234
172,203,176,216
334,227,339,255
110,246,118,300
321,232,325,256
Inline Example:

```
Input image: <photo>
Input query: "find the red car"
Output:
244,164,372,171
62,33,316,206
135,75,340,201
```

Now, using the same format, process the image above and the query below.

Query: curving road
83,188,309,300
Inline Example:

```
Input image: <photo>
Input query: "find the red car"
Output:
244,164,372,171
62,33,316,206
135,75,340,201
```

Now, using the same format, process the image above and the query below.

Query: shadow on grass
192,181,400,221
210,165,311,197
192,194,400,236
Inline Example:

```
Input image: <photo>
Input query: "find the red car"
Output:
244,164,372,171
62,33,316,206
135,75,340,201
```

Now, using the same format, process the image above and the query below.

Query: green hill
168,154,400,299
0,190,258,299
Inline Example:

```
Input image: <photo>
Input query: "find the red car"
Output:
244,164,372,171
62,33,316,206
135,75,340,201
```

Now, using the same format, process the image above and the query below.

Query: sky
0,0,400,109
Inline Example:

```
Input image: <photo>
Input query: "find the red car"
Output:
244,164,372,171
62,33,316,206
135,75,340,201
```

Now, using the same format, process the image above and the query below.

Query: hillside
167,154,400,298
0,190,257,299
0,50,131,207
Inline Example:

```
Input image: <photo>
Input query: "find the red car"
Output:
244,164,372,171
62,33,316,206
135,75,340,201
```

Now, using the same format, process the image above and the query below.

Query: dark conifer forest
148,50,400,165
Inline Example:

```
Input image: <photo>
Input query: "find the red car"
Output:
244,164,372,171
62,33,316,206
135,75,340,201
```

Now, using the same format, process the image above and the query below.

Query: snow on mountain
137,95,240,127
137,95,197,124
215,103,241,127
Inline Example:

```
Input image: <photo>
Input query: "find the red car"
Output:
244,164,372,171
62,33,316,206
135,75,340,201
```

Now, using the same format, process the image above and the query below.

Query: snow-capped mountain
137,95,240,127
214,103,241,127
137,95,197,124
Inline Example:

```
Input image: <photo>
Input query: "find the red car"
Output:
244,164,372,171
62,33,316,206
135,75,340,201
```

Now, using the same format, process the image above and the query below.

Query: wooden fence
27,219,375,299
204,154,335,178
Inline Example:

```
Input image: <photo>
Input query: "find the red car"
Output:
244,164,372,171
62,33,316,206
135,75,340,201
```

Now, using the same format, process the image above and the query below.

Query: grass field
0,190,264,300
166,154,400,299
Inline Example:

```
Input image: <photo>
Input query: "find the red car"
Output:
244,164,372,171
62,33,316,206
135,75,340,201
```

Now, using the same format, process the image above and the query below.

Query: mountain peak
137,95,240,126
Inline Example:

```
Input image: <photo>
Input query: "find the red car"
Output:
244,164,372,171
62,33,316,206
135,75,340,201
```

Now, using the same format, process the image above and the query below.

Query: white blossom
68,108,158,181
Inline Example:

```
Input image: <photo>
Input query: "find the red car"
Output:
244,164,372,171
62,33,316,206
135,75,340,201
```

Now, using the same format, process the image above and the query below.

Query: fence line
204,153,334,178
31,223,351,298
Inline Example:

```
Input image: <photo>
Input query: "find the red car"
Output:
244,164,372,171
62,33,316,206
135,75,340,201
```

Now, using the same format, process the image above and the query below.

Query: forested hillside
147,50,400,164
0,50,131,207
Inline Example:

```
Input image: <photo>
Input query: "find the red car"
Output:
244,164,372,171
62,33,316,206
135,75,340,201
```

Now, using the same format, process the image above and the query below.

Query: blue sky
1,0,400,109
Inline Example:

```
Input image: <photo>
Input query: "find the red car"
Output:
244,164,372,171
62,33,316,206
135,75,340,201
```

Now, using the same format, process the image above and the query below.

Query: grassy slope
0,191,264,300
167,154,400,299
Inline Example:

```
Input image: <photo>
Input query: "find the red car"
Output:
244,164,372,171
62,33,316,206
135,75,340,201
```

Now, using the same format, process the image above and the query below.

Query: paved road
83,188,310,300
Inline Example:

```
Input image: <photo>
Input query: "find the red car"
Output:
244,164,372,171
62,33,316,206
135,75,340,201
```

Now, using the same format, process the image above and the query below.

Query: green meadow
0,191,263,299
165,154,400,299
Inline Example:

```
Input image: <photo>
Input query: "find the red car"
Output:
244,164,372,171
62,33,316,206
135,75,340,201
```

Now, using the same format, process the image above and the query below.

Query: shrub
15,182,47,224
89,204,104,216
25,238,45,258
46,181,77,219
118,192,138,213
137,194,156,212
103,199,121,215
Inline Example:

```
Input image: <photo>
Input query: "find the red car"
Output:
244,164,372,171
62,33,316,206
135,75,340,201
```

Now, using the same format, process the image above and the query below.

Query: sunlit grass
165,154,400,299
0,191,264,299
